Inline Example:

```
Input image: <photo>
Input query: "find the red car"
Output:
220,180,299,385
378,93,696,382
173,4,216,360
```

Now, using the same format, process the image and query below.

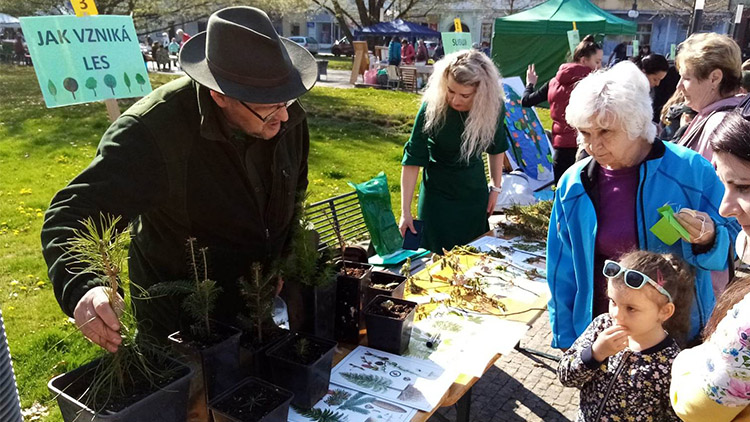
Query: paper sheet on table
288,384,417,422
330,346,457,412
468,235,546,276
404,306,529,377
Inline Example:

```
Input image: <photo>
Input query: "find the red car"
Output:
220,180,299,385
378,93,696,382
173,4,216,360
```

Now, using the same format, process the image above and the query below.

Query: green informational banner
20,15,152,108
442,32,472,55
566,29,579,56
632,39,639,58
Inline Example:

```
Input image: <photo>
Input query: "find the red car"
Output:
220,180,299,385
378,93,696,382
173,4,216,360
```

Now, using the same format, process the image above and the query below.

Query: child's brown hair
703,277,750,341
611,251,695,346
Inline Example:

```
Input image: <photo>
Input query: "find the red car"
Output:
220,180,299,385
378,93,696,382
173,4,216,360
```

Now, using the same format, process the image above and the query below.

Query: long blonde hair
422,49,504,163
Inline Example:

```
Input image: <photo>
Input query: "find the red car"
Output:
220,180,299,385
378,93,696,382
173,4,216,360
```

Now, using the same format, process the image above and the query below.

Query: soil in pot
334,261,372,344
266,333,337,409
364,271,406,308
210,377,293,422
49,352,192,422
364,295,417,355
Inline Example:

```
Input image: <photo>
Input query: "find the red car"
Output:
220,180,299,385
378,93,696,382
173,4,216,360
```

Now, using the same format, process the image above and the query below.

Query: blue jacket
547,140,739,349
388,41,402,65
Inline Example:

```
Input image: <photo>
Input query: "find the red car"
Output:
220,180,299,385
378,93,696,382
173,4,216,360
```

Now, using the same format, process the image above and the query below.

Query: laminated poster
288,384,417,422
330,346,457,412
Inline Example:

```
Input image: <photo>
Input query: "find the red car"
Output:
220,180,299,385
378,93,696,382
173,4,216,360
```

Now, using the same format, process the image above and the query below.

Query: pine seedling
237,263,277,343
64,214,166,411
283,203,334,287
149,238,221,340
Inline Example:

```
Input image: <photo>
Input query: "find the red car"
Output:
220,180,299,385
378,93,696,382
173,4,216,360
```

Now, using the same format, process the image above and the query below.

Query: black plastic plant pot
168,321,241,422
209,377,293,422
364,295,417,355
48,355,192,422
283,280,337,341
266,332,337,409
238,327,290,381
334,260,372,344
364,271,407,308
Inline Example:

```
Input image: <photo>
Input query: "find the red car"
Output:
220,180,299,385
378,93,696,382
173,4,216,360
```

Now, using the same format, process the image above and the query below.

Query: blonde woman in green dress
399,49,508,253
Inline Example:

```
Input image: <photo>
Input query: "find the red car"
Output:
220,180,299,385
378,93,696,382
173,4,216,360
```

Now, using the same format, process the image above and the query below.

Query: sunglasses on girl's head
602,260,673,303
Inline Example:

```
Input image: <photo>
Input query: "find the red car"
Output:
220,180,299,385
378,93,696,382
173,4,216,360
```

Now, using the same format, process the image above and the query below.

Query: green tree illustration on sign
340,372,392,393
103,74,117,95
63,77,79,99
323,389,351,406
134,73,146,92
293,407,345,422
85,77,98,96
47,79,57,101
123,72,131,93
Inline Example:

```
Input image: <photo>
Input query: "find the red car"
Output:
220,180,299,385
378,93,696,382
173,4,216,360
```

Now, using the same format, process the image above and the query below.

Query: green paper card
20,15,152,108
650,205,691,245
442,32,472,55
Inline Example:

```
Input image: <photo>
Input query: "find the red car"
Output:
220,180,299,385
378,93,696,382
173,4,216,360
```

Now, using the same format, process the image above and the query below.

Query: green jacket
41,77,309,340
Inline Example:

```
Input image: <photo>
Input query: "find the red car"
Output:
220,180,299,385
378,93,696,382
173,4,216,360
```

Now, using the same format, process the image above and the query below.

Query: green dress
402,102,508,253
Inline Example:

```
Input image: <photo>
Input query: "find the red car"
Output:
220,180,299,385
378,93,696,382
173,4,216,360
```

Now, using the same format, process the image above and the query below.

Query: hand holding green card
650,205,692,245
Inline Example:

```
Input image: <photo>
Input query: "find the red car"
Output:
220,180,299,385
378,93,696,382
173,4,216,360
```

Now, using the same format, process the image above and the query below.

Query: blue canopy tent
353,19,440,39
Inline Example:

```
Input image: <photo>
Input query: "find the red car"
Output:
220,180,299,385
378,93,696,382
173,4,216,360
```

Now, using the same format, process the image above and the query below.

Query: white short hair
566,61,656,143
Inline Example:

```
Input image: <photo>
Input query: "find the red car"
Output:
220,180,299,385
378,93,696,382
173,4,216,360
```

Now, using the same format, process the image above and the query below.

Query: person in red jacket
522,35,603,183
401,38,415,65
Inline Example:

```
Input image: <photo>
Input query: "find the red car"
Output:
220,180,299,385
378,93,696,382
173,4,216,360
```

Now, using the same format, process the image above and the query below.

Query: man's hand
526,64,538,86
591,325,628,362
74,286,123,353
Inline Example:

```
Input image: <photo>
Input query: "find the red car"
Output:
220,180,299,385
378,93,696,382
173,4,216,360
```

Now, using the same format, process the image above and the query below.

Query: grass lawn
0,63,550,421
319,55,353,71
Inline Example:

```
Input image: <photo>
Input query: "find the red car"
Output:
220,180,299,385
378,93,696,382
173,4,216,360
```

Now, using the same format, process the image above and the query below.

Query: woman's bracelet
488,185,502,193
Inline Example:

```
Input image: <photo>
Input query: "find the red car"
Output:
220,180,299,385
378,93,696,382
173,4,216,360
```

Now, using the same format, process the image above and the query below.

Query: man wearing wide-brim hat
41,7,318,351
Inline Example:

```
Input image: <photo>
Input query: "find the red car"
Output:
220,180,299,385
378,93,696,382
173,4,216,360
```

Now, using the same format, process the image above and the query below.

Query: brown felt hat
179,6,317,103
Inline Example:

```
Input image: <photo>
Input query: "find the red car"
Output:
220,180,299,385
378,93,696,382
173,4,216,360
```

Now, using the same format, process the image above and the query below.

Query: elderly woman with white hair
400,49,507,253
546,61,738,350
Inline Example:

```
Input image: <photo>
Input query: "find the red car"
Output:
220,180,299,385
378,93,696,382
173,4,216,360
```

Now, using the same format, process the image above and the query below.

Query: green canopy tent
492,0,636,86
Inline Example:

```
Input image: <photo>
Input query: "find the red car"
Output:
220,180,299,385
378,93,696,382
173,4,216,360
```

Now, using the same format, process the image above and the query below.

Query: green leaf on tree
134,73,146,91
123,72,131,93
47,79,57,100
63,77,78,100
103,74,117,95
85,77,98,96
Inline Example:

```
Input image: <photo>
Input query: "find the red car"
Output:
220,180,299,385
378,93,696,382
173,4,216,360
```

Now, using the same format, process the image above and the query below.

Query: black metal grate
305,191,369,250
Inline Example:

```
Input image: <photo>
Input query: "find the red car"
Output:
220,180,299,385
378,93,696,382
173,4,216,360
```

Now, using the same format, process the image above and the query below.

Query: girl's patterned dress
558,314,681,422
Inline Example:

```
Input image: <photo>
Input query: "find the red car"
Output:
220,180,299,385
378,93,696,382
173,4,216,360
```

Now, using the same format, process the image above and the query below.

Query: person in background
559,251,694,421
434,41,445,60
740,71,750,94
635,54,669,89
659,91,698,142
401,38,415,65
522,34,603,183
675,32,744,162
546,61,738,350
168,37,180,68
388,36,401,66
176,28,191,45
608,41,628,67
399,50,507,253
415,39,429,63
653,66,681,123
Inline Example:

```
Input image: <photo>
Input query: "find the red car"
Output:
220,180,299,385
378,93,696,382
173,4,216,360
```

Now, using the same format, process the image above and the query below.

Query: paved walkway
428,315,580,422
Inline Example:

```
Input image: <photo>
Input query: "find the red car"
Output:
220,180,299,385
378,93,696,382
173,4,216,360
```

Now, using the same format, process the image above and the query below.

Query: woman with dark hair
522,34,603,182
636,54,670,88
669,108,750,422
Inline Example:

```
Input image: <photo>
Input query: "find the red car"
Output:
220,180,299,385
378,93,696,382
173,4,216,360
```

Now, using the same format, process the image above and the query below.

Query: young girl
557,250,695,421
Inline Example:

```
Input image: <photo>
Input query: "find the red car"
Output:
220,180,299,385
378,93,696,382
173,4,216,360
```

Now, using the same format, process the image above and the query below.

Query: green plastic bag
348,172,403,256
